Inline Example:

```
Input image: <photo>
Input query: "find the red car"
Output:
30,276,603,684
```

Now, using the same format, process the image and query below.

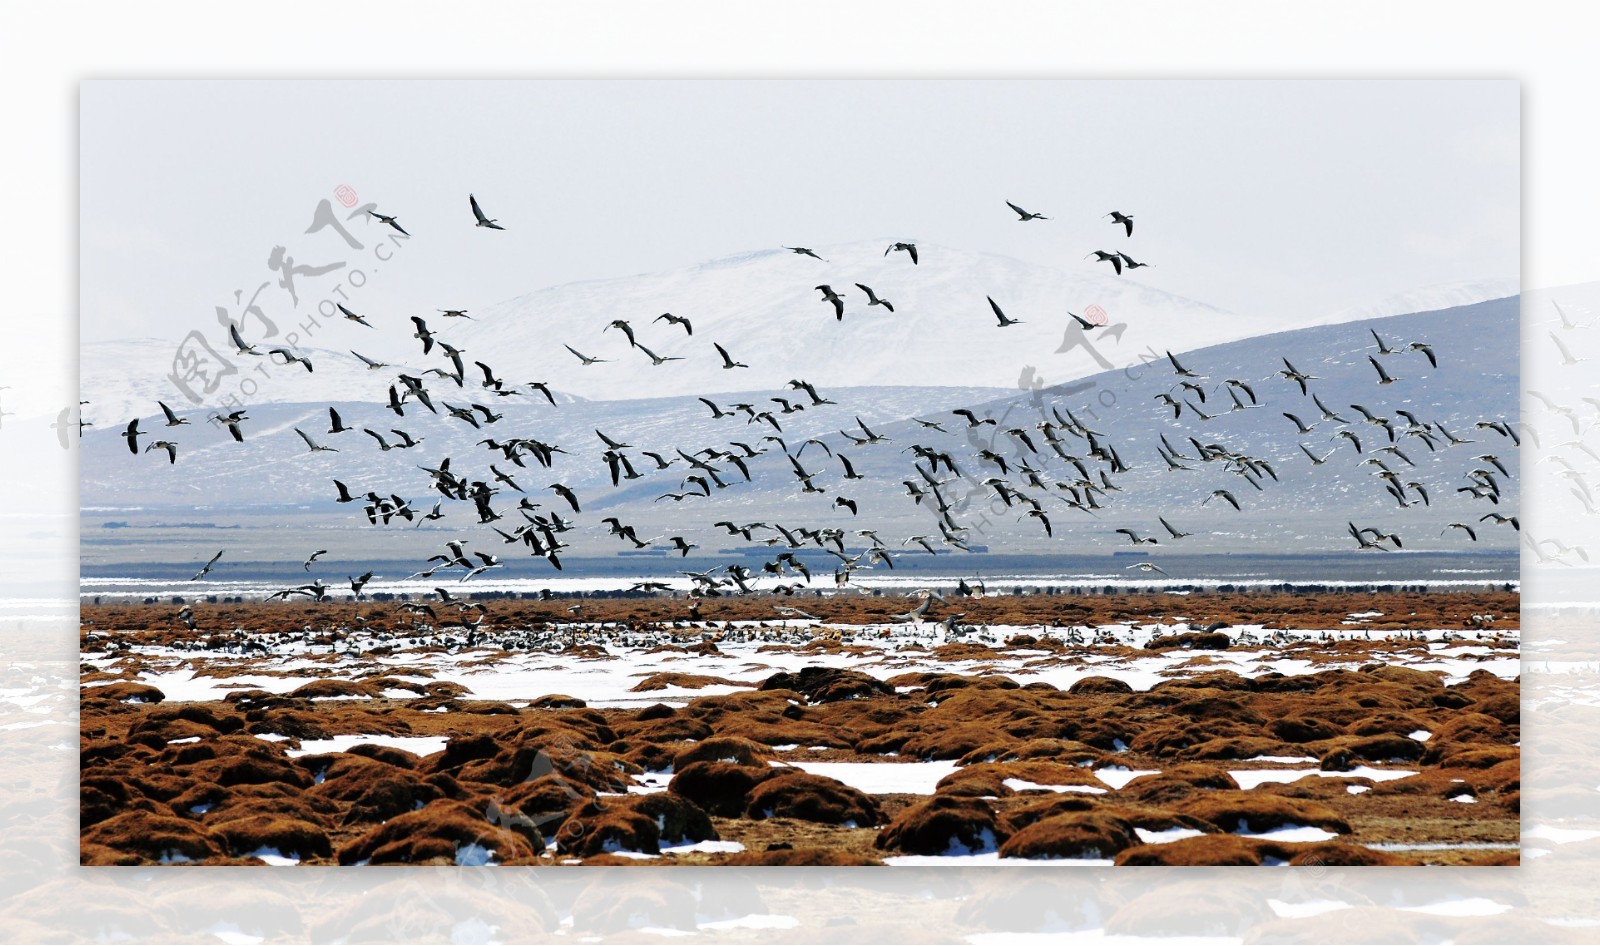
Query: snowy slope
81,296,1519,569
82,240,1258,420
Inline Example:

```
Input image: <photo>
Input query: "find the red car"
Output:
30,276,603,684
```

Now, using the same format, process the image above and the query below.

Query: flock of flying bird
104,193,1524,616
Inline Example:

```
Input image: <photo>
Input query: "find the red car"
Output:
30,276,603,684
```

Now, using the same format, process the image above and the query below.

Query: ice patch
1398,897,1513,917
1267,898,1353,919
1133,826,1206,845
698,914,799,931
1093,767,1160,790
785,760,960,795
1524,824,1600,844
283,733,449,758
244,847,300,866
454,843,496,866
1003,778,1106,795
1236,823,1339,843
885,851,1113,867
1228,766,1417,790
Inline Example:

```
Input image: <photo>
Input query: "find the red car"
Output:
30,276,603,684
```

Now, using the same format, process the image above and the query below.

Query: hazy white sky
81,79,1517,344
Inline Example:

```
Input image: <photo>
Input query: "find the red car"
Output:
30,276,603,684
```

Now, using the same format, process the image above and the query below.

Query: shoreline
80,588,1521,633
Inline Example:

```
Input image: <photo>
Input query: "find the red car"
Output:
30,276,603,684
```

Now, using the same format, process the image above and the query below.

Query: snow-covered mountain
81,296,1520,569
1315,278,1520,328
82,242,1520,424
82,240,1262,422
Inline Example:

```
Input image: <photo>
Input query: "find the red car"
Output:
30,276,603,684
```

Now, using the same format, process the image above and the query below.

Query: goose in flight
1313,394,1347,423
157,401,190,427
516,381,554,407
784,246,826,261
1106,210,1134,237
1443,522,1479,541
885,242,918,264
952,408,997,428
211,409,248,442
227,321,262,356
351,350,390,371
410,316,436,355
1367,355,1400,385
1117,252,1152,270
1278,358,1317,395
1062,311,1103,334
1404,341,1437,368
853,416,890,443
1370,328,1397,355
988,296,1023,327
121,418,141,454
1159,517,1192,539
270,347,314,372
1282,412,1317,435
655,312,692,335
1203,489,1241,511
857,283,894,312
1299,443,1333,465
635,343,683,366
1347,522,1387,550
296,427,338,453
698,397,732,418
1115,528,1159,546
336,303,372,327
438,308,472,319
1550,332,1587,366
1166,350,1199,378
549,482,581,513
1480,512,1520,531
1086,250,1123,275
367,209,409,236
144,440,178,464
714,342,747,369
1551,300,1590,331
190,550,224,581
1125,561,1168,576
788,378,834,406
565,344,609,366
605,319,639,347
303,549,329,571
1006,200,1048,221
469,193,504,229
816,285,846,320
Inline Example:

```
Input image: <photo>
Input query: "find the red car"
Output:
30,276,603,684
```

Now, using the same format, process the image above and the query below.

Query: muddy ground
79,591,1520,867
